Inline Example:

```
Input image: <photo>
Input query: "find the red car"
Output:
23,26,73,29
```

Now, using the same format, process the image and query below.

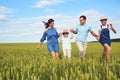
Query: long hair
42,19,54,29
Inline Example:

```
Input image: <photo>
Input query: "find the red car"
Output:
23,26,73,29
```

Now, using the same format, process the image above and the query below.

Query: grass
0,42,120,80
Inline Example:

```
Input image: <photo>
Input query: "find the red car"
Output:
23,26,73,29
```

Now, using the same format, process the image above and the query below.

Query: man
70,15,98,58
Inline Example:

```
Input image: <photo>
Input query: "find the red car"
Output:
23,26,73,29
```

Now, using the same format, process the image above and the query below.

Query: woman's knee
107,47,111,51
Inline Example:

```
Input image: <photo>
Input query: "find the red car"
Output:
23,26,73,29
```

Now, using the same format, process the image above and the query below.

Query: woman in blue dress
37,19,59,59
97,17,117,63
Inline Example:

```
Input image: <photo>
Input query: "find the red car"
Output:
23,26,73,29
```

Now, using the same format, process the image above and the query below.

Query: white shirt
61,37,71,50
99,25,111,30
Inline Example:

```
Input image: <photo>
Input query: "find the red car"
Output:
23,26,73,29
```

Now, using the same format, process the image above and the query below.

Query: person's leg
51,52,56,59
82,42,87,57
103,47,107,58
54,43,59,59
63,49,67,57
67,49,71,58
76,41,84,58
103,44,111,63
47,45,56,59
55,53,59,58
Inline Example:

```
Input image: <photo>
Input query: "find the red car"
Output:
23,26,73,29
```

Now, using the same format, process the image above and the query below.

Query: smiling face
49,21,54,28
79,17,86,25
101,19,107,26
63,33,69,37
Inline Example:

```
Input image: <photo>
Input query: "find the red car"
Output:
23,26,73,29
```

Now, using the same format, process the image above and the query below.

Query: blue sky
0,0,120,43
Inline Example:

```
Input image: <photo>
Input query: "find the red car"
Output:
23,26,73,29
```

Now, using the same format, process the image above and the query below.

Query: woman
97,16,117,63
37,19,59,59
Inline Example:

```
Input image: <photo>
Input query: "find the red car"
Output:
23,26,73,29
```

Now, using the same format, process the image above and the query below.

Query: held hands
58,33,62,36
96,36,100,41
70,29,74,33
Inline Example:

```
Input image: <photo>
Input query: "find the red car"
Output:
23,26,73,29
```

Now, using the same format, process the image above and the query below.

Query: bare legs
63,49,71,58
51,52,59,59
103,44,111,63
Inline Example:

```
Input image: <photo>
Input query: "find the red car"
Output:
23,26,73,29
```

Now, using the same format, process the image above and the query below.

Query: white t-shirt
99,25,111,31
61,37,71,50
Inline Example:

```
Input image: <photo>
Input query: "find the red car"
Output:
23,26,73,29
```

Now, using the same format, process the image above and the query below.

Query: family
37,15,117,63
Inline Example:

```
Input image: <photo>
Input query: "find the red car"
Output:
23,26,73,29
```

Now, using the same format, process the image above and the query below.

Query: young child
98,17,117,63
60,30,73,58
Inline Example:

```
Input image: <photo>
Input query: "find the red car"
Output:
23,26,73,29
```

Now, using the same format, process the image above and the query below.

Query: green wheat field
0,42,120,80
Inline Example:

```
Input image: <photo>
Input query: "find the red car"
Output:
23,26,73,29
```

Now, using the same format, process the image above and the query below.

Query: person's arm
98,29,101,37
89,26,98,37
37,42,42,49
96,29,101,41
58,33,62,37
70,32,74,39
89,26,99,41
70,29,77,34
110,24,117,33
90,31,98,37
59,33,62,42
91,31,100,41
37,32,47,49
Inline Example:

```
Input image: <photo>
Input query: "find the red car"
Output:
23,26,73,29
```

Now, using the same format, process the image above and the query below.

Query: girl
60,30,73,58
37,19,60,59
98,17,117,63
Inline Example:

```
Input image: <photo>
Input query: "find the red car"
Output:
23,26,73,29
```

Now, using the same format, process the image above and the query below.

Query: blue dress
40,28,59,53
99,25,111,46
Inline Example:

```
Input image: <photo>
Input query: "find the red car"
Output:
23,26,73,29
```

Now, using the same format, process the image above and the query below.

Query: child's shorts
47,43,59,53
100,39,111,46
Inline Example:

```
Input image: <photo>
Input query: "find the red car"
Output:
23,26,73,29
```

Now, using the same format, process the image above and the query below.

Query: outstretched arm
37,32,47,49
37,42,43,49
70,33,74,39
96,30,101,41
110,24,117,33
70,29,77,34
90,31,99,41
59,33,62,42
90,31,98,37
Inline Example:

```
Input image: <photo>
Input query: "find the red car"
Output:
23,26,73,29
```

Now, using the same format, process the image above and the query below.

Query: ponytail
42,19,54,29
42,21,49,29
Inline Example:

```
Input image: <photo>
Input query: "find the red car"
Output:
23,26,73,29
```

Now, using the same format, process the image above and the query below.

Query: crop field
0,42,120,80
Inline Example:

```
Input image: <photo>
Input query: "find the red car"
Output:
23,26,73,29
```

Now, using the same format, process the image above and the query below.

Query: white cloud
0,14,7,21
1,12,119,42
40,14,70,19
9,14,70,25
0,6,14,13
0,14,71,38
31,0,64,8
0,6,14,22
